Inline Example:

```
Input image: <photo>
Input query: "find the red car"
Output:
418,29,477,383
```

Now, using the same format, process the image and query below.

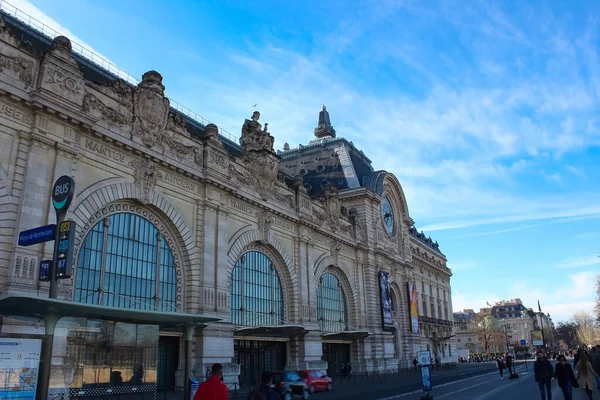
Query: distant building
453,309,484,353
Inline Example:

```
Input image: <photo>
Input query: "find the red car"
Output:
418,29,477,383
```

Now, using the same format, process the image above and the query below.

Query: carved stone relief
0,54,34,87
132,70,170,148
312,185,352,235
82,92,131,125
38,36,85,105
256,210,274,243
330,239,341,266
129,158,162,204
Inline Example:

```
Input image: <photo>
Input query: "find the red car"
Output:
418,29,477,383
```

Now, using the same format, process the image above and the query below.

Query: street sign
55,220,76,279
18,224,56,247
52,175,75,219
39,260,51,282
520,339,527,346
417,350,432,366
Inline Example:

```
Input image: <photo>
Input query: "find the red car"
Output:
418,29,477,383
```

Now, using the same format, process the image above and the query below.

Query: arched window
230,251,284,326
317,273,348,332
75,212,177,312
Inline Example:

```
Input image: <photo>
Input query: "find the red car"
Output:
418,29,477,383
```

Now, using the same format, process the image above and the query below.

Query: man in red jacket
194,363,228,400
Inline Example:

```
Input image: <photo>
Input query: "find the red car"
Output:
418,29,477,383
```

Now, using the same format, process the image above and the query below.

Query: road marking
376,371,498,400
435,379,495,399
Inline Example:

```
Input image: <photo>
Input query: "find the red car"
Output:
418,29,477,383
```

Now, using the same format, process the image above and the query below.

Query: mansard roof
278,137,374,197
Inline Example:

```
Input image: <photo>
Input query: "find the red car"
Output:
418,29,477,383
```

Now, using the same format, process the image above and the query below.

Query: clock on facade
381,196,395,236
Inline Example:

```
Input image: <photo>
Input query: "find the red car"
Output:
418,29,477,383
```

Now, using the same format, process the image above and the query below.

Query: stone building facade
0,11,454,388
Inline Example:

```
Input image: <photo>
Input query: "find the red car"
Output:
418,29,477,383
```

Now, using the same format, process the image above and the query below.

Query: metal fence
0,0,239,143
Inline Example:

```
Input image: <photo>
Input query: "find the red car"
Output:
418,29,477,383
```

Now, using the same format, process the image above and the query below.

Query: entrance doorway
234,339,286,385
322,343,350,376
157,336,179,390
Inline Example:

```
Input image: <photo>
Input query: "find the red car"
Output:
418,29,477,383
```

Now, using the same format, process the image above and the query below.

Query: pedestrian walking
194,363,228,400
505,353,514,376
575,352,598,400
555,354,578,400
496,356,506,379
534,351,554,400
247,371,279,400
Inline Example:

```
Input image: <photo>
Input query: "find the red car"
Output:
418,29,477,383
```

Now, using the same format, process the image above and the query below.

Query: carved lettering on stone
0,101,32,124
45,65,83,96
256,210,273,243
129,159,162,204
0,54,34,87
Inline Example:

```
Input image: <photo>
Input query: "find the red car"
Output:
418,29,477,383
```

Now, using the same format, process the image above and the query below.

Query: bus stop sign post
49,175,75,299
417,350,434,400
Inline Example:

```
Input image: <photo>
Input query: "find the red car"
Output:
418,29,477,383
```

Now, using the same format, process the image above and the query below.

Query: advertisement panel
407,282,419,334
531,330,543,346
0,338,42,399
379,271,393,331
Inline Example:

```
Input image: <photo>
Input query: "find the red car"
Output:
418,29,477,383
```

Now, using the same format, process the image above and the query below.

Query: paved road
302,360,599,400
375,362,598,400
296,362,504,400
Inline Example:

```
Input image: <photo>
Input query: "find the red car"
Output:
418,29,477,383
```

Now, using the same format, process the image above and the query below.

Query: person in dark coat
496,356,506,379
554,354,578,400
505,353,514,376
534,352,554,400
247,371,279,400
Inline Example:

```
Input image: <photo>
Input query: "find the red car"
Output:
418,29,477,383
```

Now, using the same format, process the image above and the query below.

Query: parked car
271,371,310,400
298,370,333,393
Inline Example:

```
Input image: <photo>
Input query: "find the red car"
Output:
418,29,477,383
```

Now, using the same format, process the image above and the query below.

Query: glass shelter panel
75,213,177,312
230,251,284,326
317,273,348,332
49,317,158,398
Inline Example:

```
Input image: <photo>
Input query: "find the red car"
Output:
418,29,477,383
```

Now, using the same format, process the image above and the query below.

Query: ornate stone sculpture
239,111,274,153
330,240,341,266
256,210,274,243
0,54,34,87
132,70,170,148
313,185,352,234
129,159,162,204
82,92,130,125
228,111,293,206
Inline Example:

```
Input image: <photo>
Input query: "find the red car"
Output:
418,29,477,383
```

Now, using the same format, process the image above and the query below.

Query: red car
298,370,332,393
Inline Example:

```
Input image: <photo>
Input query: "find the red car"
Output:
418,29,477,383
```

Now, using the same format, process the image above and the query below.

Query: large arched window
75,212,177,312
230,251,284,326
317,272,348,332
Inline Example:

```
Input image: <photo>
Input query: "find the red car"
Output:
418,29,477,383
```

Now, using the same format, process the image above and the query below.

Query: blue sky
12,0,600,322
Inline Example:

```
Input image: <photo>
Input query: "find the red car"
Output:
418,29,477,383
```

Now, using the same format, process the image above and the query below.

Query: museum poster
408,282,419,334
379,271,393,331
0,338,42,399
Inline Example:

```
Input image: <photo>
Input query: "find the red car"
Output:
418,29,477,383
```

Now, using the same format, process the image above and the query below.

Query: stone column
193,326,239,386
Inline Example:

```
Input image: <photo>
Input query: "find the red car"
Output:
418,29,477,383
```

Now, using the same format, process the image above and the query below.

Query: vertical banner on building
378,271,393,331
407,282,419,334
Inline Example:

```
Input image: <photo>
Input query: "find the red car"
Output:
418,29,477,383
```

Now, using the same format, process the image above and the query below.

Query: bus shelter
0,295,221,400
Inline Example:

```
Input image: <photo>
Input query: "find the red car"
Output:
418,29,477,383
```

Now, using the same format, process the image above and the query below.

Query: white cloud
555,255,600,269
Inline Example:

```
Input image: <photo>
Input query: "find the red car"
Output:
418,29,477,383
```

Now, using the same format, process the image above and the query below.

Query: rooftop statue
240,111,275,152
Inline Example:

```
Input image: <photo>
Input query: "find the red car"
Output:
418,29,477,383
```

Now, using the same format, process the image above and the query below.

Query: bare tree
476,314,500,352
572,311,599,346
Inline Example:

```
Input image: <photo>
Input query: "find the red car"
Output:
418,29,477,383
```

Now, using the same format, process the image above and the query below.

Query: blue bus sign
39,260,51,282
18,224,56,247
55,220,76,279
520,339,527,346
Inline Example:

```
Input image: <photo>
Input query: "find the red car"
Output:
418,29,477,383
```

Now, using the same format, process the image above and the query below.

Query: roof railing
0,0,238,143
